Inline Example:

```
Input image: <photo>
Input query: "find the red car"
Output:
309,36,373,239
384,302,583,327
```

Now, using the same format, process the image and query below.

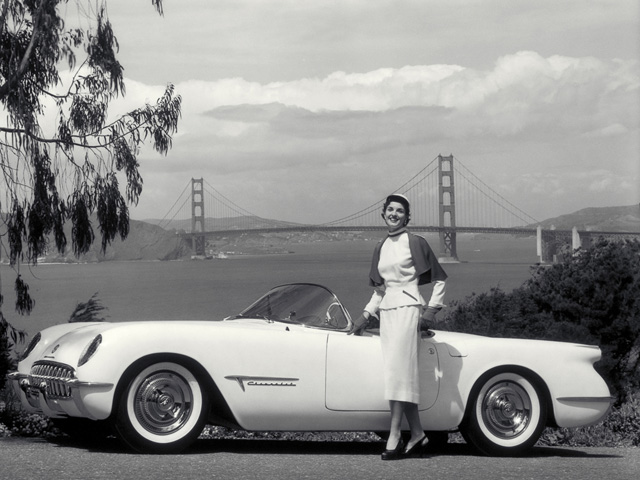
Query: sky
99,0,638,224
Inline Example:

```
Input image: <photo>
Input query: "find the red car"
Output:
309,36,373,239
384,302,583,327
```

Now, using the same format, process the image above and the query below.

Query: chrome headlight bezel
78,334,102,367
19,332,42,361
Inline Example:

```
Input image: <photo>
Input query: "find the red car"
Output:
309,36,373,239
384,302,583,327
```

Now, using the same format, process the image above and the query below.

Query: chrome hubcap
133,371,193,434
481,381,531,439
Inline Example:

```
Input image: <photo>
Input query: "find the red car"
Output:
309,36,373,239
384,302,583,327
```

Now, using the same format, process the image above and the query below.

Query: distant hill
527,205,640,232
20,204,638,264
34,219,191,263
142,216,354,256
144,215,302,232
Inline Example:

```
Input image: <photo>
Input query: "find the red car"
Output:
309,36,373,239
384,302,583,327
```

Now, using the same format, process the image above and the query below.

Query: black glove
348,313,370,335
419,306,441,332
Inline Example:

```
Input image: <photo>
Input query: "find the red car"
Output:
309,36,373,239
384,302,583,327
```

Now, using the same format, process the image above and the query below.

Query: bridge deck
180,226,639,237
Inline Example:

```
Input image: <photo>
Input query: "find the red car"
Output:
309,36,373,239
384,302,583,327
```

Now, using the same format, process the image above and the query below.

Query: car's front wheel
461,370,547,456
113,360,209,453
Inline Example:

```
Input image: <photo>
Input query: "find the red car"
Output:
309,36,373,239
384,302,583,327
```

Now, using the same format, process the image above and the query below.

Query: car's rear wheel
113,360,209,453
461,370,547,456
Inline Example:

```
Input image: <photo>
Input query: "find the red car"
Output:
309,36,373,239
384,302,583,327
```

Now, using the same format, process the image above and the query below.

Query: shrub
0,391,56,438
3,411,55,437
526,238,640,397
0,317,19,391
443,238,640,401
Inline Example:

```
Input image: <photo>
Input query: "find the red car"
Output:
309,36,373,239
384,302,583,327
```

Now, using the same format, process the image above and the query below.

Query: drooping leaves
0,1,178,320
69,189,95,257
68,292,107,323
6,201,27,266
15,275,35,315
95,174,129,252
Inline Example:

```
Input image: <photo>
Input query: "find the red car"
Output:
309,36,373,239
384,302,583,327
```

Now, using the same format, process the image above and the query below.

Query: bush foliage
443,238,640,401
0,323,15,391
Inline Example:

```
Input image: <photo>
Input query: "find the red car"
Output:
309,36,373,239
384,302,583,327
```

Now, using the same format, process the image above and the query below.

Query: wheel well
111,353,239,428
462,365,555,427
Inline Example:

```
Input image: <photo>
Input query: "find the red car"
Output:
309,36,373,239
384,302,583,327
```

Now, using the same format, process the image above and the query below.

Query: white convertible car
8,283,613,455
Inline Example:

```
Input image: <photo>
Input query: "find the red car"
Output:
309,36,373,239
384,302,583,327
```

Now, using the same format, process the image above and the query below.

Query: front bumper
8,362,114,420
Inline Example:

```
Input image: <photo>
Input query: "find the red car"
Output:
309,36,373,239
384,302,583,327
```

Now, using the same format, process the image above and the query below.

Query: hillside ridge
24,204,639,263
528,204,639,232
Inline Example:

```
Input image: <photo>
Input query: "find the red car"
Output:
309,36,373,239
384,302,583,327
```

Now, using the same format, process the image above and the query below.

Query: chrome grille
30,361,76,398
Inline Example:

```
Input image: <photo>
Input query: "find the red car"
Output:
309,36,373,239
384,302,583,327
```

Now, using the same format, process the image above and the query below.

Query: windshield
233,283,351,330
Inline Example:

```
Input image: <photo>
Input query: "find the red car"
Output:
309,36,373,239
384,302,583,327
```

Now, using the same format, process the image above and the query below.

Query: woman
350,193,447,460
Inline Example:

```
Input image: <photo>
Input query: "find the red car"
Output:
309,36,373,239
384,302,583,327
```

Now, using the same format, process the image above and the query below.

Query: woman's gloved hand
419,306,442,332
348,313,370,335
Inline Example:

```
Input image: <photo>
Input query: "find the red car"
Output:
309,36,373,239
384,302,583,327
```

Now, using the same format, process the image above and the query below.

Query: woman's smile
384,202,407,232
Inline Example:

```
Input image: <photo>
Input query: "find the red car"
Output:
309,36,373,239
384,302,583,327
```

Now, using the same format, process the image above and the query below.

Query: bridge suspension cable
200,179,296,231
323,156,440,227
157,181,191,230
161,153,541,234
453,157,539,227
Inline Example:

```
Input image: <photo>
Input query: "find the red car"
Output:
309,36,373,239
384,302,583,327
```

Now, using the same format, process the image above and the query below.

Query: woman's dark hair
382,194,411,226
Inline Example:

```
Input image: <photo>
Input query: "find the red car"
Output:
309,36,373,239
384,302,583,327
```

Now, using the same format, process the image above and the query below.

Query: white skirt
379,305,420,404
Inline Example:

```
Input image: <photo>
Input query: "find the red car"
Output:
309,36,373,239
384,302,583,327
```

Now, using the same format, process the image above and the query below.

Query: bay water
3,234,539,340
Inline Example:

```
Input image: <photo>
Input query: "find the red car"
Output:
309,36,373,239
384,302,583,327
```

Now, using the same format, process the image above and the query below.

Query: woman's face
383,201,407,232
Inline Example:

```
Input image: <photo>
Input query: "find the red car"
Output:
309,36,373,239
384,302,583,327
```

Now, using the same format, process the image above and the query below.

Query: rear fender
461,365,554,426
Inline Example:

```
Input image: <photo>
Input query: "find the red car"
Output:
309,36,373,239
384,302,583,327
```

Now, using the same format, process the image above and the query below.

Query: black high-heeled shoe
381,437,405,461
403,434,429,457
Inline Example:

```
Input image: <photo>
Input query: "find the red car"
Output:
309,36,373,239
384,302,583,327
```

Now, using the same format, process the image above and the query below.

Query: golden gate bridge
156,154,636,262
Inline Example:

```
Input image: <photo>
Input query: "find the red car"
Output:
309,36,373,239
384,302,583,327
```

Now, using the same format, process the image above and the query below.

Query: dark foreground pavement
1,436,638,480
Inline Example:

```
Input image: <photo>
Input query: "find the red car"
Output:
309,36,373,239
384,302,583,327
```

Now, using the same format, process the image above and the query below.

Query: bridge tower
438,154,458,261
191,178,206,256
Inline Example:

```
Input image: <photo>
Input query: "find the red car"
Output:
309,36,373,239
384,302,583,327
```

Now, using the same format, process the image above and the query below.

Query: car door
213,323,331,431
325,333,440,411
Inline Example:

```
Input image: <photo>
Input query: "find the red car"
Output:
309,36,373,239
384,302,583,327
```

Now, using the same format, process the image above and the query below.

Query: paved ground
1,436,639,480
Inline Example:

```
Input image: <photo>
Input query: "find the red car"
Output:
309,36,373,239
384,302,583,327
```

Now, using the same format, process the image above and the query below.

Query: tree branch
0,116,150,150
0,1,45,97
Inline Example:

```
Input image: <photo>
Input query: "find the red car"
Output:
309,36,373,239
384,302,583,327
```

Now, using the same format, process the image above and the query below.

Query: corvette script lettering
247,380,296,387
225,375,299,392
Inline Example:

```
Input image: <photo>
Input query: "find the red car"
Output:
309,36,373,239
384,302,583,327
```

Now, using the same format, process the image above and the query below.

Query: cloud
122,51,638,223
173,51,637,132
178,51,637,159
584,123,630,138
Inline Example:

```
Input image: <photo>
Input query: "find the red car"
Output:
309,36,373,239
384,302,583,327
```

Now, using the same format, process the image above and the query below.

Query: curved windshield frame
232,283,352,331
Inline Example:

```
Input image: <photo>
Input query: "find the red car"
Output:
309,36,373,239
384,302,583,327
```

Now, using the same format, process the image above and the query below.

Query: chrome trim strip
67,380,114,389
556,396,615,404
225,375,299,392
9,371,112,393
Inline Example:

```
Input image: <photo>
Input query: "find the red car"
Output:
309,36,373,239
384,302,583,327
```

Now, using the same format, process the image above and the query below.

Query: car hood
20,318,311,369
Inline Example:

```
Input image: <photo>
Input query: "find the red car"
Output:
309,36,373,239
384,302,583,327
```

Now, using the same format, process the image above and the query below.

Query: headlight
78,334,102,367
19,332,41,361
